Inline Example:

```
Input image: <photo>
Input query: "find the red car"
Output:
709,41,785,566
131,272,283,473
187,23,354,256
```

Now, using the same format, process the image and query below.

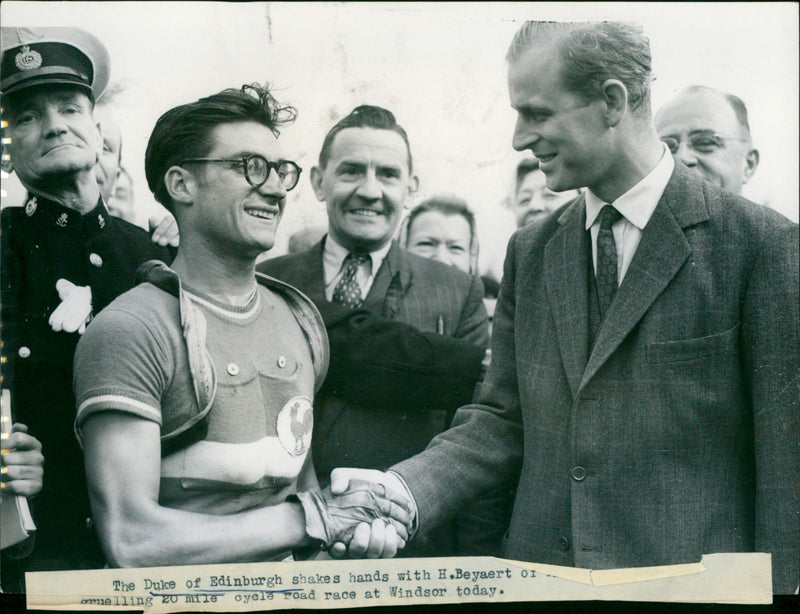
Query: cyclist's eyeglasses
180,155,302,191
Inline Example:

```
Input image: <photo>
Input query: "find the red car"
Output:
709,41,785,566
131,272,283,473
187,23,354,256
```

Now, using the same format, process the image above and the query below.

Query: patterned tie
332,253,371,309
595,204,623,318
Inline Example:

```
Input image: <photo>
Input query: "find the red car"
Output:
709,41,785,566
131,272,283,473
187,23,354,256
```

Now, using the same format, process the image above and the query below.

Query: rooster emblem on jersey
276,397,313,456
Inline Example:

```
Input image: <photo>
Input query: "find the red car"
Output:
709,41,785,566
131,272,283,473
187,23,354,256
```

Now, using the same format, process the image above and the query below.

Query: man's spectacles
661,134,746,155
180,155,302,191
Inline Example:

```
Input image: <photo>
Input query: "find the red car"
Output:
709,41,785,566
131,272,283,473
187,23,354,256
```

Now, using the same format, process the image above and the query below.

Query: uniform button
18,346,31,358
571,466,586,481
85,517,94,531
559,536,570,551
226,363,240,376
277,356,286,368
89,253,103,268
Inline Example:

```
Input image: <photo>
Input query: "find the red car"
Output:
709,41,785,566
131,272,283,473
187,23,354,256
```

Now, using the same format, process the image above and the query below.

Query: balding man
655,86,759,194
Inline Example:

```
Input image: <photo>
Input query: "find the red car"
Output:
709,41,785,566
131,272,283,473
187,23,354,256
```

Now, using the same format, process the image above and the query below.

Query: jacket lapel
545,195,591,399
291,239,328,304
579,162,709,391
363,241,413,319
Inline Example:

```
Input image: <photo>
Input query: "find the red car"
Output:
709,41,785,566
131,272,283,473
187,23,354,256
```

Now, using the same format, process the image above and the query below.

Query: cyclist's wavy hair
145,83,296,212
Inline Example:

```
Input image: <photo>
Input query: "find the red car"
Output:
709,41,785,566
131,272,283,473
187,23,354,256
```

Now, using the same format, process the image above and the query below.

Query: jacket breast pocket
647,323,739,364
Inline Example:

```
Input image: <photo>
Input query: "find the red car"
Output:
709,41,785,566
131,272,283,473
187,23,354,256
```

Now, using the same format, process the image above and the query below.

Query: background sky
2,2,797,278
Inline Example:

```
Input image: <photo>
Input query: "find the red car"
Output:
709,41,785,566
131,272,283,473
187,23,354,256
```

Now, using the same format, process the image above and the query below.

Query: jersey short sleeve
73,294,174,445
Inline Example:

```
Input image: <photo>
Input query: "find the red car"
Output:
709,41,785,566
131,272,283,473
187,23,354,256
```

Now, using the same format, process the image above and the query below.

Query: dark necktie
332,253,370,309
595,205,623,318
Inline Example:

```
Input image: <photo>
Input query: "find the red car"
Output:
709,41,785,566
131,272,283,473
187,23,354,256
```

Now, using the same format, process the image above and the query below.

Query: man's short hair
682,85,753,142
317,104,413,172
515,158,540,195
506,21,653,114
144,83,296,212
404,196,476,248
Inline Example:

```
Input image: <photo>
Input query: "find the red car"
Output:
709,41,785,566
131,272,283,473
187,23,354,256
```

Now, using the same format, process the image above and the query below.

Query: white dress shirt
585,146,674,284
322,235,393,302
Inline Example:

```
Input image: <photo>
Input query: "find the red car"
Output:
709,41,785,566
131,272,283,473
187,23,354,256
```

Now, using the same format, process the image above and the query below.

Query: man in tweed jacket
340,21,799,593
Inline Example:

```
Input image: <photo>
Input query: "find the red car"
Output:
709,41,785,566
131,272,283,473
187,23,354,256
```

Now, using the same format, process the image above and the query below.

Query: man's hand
49,279,92,334
294,479,412,555
148,213,179,247
1,423,44,497
326,468,416,559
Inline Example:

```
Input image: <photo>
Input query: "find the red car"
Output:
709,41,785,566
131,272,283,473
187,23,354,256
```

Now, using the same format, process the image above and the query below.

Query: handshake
294,468,416,559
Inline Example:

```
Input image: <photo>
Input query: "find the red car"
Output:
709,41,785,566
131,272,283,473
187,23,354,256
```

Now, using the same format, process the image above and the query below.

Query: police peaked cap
1,27,110,100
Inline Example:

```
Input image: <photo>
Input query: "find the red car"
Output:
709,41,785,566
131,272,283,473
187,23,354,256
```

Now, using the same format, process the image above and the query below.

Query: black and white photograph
0,1,797,611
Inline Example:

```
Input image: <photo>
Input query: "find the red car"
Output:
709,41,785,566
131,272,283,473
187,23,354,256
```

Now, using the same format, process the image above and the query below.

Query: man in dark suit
333,22,798,593
259,105,489,489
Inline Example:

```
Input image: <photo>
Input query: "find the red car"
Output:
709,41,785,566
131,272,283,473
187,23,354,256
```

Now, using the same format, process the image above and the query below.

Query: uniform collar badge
98,213,106,228
56,212,68,228
24,196,38,217
14,45,43,71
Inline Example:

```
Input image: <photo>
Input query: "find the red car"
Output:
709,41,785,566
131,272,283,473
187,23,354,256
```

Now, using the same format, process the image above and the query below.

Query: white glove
49,279,93,334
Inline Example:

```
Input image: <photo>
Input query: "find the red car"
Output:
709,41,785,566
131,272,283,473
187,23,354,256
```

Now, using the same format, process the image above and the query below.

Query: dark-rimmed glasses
180,154,302,191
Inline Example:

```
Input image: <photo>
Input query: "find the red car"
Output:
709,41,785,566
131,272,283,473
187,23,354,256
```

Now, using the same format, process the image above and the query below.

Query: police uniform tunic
1,194,172,571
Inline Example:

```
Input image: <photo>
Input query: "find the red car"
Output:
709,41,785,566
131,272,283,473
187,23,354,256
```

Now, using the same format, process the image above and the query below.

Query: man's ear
310,166,326,202
599,79,628,127
164,165,196,206
1,141,13,174
742,148,760,184
109,167,121,196
469,237,480,276
408,174,420,195
93,120,103,164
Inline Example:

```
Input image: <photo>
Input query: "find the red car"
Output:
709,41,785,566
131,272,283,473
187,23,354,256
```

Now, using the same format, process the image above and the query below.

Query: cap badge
14,46,43,72
24,196,38,217
56,213,68,228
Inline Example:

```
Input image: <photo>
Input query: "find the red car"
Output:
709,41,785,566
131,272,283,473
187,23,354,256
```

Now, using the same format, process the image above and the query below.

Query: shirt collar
585,144,674,230
323,233,393,275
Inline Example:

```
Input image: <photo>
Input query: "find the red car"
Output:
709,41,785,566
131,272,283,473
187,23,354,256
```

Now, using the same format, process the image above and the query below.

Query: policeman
0,27,171,571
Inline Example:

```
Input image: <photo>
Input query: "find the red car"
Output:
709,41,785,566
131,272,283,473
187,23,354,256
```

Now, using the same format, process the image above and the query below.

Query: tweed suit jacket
258,238,489,480
393,162,799,593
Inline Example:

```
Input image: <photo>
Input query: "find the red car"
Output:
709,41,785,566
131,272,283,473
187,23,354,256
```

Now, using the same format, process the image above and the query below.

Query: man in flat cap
0,27,172,572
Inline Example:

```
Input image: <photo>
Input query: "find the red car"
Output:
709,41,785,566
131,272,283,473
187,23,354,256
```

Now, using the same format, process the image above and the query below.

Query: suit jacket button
89,253,103,268
559,536,570,551
571,466,586,481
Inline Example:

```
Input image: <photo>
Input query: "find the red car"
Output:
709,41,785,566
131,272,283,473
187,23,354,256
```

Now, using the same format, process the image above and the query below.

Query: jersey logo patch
276,396,313,457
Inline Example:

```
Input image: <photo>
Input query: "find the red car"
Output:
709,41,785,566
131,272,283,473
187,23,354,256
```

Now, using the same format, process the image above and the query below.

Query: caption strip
26,553,771,611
